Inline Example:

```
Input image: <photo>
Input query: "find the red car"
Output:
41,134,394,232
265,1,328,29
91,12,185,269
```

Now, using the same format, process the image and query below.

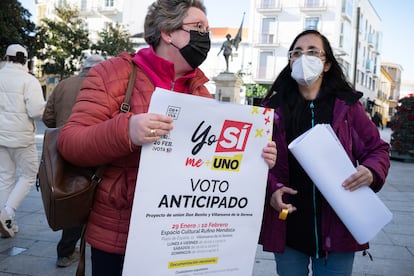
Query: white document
288,124,392,244
123,88,274,275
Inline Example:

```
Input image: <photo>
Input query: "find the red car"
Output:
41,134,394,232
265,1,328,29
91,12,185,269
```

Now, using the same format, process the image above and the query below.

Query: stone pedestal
213,72,243,103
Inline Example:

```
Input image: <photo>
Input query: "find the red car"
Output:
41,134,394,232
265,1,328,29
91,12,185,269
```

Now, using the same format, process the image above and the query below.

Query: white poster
288,124,392,244
123,88,274,275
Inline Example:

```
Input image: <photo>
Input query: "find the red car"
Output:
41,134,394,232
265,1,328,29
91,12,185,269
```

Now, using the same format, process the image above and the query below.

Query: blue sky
19,0,414,90
369,0,414,87
203,0,249,27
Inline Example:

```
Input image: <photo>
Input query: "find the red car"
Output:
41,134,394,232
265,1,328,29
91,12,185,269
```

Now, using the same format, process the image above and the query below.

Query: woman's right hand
128,113,174,146
270,186,298,214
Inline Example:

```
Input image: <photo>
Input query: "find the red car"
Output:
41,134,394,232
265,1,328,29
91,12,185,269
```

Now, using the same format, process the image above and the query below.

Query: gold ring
150,129,156,137
278,208,288,220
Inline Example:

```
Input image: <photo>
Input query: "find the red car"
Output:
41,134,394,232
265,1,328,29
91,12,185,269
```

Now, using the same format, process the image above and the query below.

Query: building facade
33,0,402,113
378,62,402,125
34,0,152,97
249,0,383,107
34,0,151,45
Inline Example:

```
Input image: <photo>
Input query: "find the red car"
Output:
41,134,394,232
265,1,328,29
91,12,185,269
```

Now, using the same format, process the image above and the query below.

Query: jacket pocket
107,167,130,209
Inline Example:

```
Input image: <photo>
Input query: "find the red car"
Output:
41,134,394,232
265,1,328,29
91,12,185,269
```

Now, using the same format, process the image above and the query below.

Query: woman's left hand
342,165,373,191
262,141,277,169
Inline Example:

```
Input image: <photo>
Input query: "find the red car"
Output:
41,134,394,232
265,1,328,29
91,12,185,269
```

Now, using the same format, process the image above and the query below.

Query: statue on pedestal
216,13,245,73
217,34,234,72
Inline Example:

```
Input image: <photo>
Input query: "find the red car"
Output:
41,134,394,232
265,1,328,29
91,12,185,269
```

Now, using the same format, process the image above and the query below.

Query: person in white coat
0,44,45,238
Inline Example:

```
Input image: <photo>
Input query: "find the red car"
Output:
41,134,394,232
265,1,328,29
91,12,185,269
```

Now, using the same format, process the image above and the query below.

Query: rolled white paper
288,124,392,244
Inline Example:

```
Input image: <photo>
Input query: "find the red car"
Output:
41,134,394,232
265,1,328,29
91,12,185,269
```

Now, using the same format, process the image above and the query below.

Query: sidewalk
0,123,412,275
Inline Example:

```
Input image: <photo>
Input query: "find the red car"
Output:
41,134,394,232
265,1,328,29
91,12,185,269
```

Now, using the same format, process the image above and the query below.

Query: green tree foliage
0,0,38,57
245,83,269,98
92,23,134,57
35,3,90,79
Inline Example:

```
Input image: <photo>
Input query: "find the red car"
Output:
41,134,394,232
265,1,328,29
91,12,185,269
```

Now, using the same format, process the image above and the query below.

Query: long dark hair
263,30,355,108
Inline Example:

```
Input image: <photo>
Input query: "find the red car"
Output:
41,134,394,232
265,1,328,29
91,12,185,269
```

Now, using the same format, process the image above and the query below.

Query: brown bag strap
76,225,87,276
87,62,137,183
76,61,137,276
120,63,137,113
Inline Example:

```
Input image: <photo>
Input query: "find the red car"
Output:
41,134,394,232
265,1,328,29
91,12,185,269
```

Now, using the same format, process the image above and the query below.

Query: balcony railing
367,33,380,54
365,60,374,73
257,0,282,12
300,0,327,11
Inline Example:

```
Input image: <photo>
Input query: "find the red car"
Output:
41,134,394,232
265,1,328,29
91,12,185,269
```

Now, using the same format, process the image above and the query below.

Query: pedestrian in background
0,44,45,238
259,30,390,275
57,0,276,274
42,54,105,267
372,111,384,129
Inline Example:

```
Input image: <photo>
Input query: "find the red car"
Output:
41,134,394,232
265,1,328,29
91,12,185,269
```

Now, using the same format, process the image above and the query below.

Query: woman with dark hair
259,30,390,275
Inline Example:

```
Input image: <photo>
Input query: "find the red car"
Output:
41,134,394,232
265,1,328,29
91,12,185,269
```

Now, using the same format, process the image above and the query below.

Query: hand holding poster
288,124,392,244
122,88,274,275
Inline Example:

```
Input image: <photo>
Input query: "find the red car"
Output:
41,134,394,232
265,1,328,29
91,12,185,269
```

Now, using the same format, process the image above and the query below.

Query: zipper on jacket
310,101,315,128
171,81,175,91
310,101,320,258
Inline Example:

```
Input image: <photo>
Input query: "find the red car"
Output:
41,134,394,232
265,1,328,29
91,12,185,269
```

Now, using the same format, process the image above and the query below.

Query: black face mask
171,30,211,69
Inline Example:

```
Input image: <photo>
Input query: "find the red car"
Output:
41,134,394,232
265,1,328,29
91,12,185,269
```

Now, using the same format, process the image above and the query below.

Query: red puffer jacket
58,51,211,254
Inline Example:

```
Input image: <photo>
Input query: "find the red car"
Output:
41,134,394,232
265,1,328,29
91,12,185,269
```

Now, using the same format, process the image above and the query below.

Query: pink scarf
132,47,196,93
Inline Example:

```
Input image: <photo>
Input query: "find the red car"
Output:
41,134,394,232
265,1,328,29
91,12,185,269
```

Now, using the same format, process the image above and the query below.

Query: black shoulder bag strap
76,62,137,276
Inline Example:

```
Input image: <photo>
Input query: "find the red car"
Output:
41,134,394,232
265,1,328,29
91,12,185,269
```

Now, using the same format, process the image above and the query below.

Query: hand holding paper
342,165,374,191
288,124,392,244
262,141,277,169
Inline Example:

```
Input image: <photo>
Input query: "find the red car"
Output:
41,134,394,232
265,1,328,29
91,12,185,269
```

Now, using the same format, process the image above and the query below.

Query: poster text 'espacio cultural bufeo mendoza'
123,88,274,276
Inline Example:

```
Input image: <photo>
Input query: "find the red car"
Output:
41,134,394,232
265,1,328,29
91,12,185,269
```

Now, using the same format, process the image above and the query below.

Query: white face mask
291,55,324,86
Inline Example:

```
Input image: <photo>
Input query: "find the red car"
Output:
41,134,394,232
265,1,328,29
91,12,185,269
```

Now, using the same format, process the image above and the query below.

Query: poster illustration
123,88,274,276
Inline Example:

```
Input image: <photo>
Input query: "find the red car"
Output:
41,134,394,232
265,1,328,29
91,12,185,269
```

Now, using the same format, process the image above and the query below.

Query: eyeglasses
288,49,325,60
181,21,210,36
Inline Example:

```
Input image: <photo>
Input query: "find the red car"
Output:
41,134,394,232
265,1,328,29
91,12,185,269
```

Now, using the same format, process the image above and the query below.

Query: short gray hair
144,0,207,48
83,54,105,68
